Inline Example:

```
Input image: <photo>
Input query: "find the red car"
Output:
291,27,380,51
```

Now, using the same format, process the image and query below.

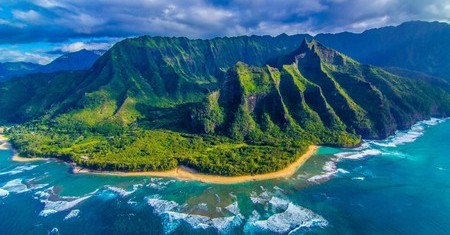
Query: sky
0,0,449,64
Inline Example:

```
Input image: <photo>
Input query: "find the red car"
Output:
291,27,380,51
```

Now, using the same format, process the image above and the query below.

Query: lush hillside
36,49,102,74
315,21,450,80
1,36,449,176
0,62,42,82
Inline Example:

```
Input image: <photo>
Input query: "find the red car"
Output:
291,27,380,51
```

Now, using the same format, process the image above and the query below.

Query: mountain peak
295,39,353,68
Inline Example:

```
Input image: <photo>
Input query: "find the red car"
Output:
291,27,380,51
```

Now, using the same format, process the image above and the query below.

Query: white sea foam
308,118,448,184
48,227,59,235
197,203,208,212
29,183,48,190
307,160,348,184
147,197,243,234
268,197,290,211
64,209,80,220
39,196,90,217
273,186,284,192
370,118,446,148
147,198,179,214
335,149,383,160
106,185,140,197
0,188,9,197
244,202,328,234
164,211,242,234
307,171,337,184
146,178,175,190
0,165,38,175
225,201,240,215
250,190,273,205
1,179,29,193
36,188,93,217
352,177,365,181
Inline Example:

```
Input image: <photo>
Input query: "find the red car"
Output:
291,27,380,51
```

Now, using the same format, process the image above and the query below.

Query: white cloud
349,16,391,30
12,10,42,22
0,48,55,64
0,18,26,28
60,41,112,52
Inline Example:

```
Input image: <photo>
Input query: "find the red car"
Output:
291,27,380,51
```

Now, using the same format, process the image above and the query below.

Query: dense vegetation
1,36,450,176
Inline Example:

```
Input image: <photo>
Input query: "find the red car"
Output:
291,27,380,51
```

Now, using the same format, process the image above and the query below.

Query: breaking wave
64,209,80,220
308,118,447,184
1,179,29,194
0,164,38,176
36,187,94,217
105,184,141,197
147,196,244,234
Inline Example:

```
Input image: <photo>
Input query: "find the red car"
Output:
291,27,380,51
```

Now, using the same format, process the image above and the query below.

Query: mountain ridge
1,34,449,176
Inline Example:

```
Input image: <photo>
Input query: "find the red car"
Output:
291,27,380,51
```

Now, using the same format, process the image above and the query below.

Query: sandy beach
73,145,318,184
0,134,46,162
1,130,318,184
0,135,10,150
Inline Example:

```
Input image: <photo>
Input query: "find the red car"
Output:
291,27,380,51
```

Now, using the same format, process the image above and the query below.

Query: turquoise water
1,118,449,234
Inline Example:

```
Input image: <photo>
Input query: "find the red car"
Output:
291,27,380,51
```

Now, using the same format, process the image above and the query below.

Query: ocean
0,118,449,235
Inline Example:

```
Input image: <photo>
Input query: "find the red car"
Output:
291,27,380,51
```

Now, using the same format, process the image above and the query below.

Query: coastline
0,134,46,162
1,131,318,183
72,145,318,184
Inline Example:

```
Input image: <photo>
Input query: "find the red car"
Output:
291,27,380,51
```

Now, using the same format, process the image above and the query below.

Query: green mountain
1,36,449,176
0,62,42,82
315,21,450,80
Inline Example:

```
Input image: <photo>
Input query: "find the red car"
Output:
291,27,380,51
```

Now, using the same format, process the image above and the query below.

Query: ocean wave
335,149,383,160
307,118,447,185
39,196,91,217
250,190,273,206
64,209,80,220
268,197,290,212
146,178,175,190
197,203,209,212
1,179,29,193
166,211,242,234
48,227,59,235
244,202,328,234
0,164,38,176
105,185,139,197
225,202,240,215
147,197,244,234
36,188,93,217
307,161,348,184
370,118,446,148
0,188,9,198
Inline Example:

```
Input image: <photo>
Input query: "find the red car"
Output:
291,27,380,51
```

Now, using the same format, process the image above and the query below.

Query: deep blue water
1,118,449,235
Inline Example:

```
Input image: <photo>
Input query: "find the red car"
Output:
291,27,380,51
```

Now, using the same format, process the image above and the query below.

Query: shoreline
72,145,318,184
2,131,318,184
0,134,46,162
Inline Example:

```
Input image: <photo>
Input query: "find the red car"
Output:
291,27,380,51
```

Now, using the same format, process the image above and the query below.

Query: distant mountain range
2,21,449,175
315,21,450,81
0,49,102,82
0,62,42,82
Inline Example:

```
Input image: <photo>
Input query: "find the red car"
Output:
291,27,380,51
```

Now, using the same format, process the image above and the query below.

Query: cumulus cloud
0,0,447,43
12,9,42,22
59,41,113,53
0,48,55,64
0,0,449,63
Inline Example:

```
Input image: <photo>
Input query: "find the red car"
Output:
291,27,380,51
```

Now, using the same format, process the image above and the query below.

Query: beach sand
0,135,9,150
0,134,46,162
73,145,319,184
